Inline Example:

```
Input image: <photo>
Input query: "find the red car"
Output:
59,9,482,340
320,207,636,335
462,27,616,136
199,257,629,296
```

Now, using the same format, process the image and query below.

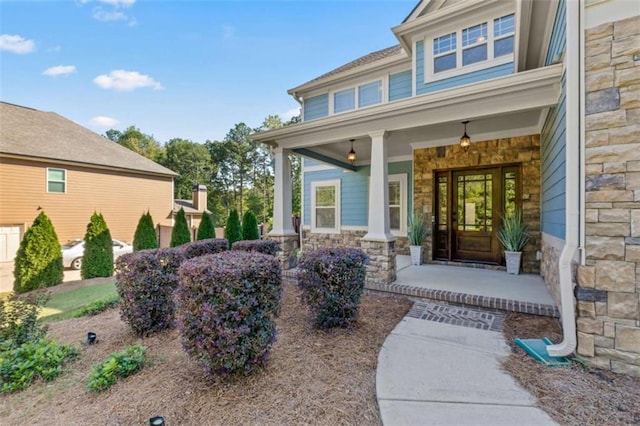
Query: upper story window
331,79,383,114
428,13,515,80
47,168,66,193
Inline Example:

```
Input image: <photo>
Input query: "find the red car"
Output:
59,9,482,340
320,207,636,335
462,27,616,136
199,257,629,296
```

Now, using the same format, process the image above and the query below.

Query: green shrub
196,213,215,240
180,238,228,260
0,339,77,394
116,248,185,336
13,211,63,293
87,345,146,393
81,212,114,279
133,212,158,251
176,251,282,378
298,248,369,329
171,207,191,247
241,210,259,240
0,293,48,351
72,294,120,318
232,240,280,256
224,209,242,248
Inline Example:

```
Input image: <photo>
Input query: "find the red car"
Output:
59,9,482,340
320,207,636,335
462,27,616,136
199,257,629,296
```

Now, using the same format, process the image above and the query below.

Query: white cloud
282,108,300,121
92,8,127,21
90,116,119,127
93,70,164,91
43,65,76,76
0,34,35,54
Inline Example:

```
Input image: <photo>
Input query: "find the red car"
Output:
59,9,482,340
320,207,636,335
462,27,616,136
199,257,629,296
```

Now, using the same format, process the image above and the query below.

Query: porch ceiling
254,64,562,167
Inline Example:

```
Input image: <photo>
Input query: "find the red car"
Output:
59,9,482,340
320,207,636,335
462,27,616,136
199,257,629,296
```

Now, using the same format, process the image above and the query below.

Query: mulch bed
502,312,640,426
0,283,411,425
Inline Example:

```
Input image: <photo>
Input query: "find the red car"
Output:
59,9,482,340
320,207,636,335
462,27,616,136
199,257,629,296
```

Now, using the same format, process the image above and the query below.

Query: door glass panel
438,176,448,231
456,173,492,231
504,171,517,217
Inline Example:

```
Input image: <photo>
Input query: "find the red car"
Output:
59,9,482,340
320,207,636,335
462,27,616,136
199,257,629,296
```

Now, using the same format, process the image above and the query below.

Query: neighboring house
171,184,216,242
0,102,177,260
254,1,640,375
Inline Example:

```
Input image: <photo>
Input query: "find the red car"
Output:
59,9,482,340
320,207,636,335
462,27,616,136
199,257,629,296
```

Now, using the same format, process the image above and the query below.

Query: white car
62,239,133,270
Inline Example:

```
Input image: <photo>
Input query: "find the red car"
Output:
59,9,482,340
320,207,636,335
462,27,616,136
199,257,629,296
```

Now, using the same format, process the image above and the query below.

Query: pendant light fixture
347,139,357,165
460,121,471,152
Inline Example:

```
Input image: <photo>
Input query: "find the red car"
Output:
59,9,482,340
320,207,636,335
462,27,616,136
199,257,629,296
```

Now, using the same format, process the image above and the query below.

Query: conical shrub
196,213,215,241
82,212,114,279
13,211,63,293
242,210,259,240
133,212,158,251
171,207,191,247
224,209,242,248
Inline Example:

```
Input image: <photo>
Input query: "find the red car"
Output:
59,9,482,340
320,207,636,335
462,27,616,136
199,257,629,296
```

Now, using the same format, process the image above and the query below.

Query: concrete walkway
377,315,557,426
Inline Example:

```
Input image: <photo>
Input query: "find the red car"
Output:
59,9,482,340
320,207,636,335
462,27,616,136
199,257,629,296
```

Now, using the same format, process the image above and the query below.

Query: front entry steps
407,301,506,332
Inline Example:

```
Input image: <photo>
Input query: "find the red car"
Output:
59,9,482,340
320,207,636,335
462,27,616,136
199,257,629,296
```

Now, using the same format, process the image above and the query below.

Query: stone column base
360,239,396,286
267,234,299,270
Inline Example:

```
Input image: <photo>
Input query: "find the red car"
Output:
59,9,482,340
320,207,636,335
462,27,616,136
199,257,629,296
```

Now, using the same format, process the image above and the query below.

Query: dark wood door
434,166,520,264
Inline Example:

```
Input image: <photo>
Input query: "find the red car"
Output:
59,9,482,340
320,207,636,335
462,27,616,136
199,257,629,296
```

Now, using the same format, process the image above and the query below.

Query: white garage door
0,226,21,262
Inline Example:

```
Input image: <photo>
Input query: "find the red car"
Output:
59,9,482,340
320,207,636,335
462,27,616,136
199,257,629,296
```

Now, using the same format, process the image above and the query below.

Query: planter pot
505,251,522,275
409,245,423,265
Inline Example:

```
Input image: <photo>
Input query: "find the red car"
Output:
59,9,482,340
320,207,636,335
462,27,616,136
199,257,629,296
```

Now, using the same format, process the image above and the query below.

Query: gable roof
288,45,406,95
0,102,177,177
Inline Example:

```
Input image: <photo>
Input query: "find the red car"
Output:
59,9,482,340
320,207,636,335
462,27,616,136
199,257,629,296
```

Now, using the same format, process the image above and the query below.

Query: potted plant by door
497,209,530,275
408,212,429,265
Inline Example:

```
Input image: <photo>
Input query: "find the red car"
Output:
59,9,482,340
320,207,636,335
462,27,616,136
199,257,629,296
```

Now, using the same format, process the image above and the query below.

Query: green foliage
13,211,63,293
81,212,114,279
87,345,146,393
224,209,242,247
408,212,430,246
160,138,214,200
171,208,191,247
497,209,530,252
133,212,158,251
1,339,77,394
107,126,164,162
196,213,215,240
72,294,120,318
0,293,48,351
241,210,259,240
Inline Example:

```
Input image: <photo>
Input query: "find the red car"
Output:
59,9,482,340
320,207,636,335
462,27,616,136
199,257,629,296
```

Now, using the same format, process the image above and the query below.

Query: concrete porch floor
365,255,559,317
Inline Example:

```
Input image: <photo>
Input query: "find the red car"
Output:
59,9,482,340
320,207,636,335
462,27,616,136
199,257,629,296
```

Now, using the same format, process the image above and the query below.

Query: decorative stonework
578,16,640,377
267,234,299,270
302,229,409,255
541,234,562,307
361,239,397,286
413,134,541,273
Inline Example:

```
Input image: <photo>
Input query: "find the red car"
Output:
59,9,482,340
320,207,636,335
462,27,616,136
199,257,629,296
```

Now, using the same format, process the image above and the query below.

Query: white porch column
363,130,395,242
269,147,296,236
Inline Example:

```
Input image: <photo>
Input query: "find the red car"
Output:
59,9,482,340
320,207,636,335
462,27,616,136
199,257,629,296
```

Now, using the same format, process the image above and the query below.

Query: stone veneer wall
413,135,541,273
576,16,640,376
302,230,410,255
540,234,562,308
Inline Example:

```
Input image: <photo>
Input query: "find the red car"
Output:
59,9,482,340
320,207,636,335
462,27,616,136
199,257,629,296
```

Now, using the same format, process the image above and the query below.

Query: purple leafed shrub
175,251,282,378
297,247,369,329
180,238,228,260
115,248,185,336
231,240,280,257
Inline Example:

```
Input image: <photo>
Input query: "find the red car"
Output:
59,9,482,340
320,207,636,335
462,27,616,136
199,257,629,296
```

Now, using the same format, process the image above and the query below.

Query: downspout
547,0,582,357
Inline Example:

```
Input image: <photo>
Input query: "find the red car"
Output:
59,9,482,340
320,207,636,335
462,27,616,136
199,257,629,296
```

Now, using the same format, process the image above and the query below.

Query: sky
1,0,415,144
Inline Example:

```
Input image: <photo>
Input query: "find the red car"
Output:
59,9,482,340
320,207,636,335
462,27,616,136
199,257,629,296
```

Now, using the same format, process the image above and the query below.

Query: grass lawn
39,282,117,322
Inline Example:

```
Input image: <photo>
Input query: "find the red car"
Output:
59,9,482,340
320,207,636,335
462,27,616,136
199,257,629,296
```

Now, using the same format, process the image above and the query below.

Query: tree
171,208,191,247
13,211,63,293
106,126,164,162
196,213,215,240
161,138,214,200
133,212,158,251
224,209,242,247
242,210,260,240
82,212,114,279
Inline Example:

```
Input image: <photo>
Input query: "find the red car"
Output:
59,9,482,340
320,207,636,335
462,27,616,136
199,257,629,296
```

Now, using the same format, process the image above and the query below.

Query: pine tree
81,212,114,279
242,210,259,240
133,211,158,251
13,211,64,293
196,213,215,240
171,207,191,247
224,209,242,248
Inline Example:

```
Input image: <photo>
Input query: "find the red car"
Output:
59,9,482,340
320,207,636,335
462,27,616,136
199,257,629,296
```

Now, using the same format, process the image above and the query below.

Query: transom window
47,168,66,193
332,80,383,114
429,13,515,78
311,180,341,233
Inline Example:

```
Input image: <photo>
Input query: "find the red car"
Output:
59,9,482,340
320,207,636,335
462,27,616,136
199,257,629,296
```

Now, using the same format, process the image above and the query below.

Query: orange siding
0,157,174,244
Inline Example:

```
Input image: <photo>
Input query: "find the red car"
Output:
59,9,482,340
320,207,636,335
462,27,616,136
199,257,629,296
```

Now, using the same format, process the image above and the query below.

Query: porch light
460,121,471,152
347,139,357,165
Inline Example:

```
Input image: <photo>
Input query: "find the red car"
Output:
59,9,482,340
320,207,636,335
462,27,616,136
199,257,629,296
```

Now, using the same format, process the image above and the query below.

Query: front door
434,165,520,264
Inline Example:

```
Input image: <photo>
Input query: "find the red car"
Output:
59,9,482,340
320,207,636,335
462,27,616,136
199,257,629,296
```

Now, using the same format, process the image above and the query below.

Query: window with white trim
428,13,515,79
388,174,407,235
311,180,340,233
334,88,355,113
331,79,383,114
47,168,66,193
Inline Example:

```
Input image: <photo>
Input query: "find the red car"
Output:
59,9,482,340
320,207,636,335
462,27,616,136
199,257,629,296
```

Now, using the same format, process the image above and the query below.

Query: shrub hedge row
231,239,280,257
